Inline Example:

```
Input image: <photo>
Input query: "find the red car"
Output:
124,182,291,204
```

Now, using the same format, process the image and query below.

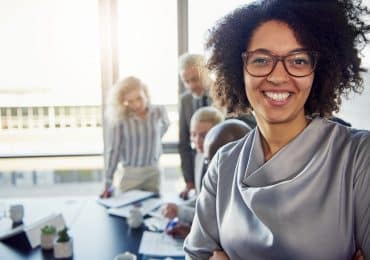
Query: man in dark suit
178,53,212,199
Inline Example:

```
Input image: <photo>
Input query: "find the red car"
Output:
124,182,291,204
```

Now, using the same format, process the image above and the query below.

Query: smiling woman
184,1,370,259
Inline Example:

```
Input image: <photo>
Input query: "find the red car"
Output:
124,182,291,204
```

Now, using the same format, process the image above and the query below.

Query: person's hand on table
162,203,179,219
179,181,195,200
209,250,229,260
100,186,113,198
165,222,191,239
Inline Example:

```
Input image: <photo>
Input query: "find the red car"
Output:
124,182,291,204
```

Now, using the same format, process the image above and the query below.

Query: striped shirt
105,105,170,186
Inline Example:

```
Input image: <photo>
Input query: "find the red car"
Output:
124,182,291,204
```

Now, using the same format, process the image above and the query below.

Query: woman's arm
103,122,123,189
353,134,370,257
184,153,222,259
159,105,170,137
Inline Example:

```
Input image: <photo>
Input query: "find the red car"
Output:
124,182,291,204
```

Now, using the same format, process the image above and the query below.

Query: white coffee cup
127,207,143,229
9,204,24,223
114,251,137,260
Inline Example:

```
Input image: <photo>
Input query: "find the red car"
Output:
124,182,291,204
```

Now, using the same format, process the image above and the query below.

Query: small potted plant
40,225,56,250
53,227,73,259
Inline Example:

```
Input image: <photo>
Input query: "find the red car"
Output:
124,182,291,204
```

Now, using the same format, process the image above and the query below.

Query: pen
165,217,178,231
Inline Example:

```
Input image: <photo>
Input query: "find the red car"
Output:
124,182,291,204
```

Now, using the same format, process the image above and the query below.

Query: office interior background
1,0,370,197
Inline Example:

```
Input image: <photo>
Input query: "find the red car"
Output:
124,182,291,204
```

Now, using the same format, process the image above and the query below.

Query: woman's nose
266,61,289,84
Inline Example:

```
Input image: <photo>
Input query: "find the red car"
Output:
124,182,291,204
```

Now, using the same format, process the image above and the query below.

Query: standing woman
100,76,170,198
184,0,370,259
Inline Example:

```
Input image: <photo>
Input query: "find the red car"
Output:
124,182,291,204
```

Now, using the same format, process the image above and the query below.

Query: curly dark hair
206,0,370,116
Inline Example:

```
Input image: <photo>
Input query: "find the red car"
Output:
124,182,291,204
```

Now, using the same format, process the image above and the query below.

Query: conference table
0,196,149,260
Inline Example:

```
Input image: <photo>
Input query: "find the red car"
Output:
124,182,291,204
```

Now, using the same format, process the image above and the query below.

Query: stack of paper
107,198,163,218
96,190,156,208
144,216,168,232
139,231,185,258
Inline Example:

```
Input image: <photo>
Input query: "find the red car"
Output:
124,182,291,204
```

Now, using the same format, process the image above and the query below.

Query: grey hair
178,53,205,72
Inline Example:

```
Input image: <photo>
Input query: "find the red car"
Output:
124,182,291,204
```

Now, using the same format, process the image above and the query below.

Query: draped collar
237,117,326,188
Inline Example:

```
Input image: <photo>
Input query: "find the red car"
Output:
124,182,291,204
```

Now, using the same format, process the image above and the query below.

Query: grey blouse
184,117,369,260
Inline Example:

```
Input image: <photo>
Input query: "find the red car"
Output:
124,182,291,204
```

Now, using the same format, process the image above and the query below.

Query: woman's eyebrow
247,47,310,54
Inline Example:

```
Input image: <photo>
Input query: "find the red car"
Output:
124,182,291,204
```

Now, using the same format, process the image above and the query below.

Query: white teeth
264,92,290,101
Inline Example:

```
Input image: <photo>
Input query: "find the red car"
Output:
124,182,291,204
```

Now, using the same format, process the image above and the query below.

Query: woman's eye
249,57,271,65
293,58,309,65
287,55,311,66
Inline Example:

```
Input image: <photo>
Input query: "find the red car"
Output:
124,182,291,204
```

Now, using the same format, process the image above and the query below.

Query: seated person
162,107,224,223
203,119,252,164
227,112,257,129
165,119,251,238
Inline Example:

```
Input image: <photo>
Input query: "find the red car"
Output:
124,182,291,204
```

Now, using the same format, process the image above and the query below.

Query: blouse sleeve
104,122,123,187
159,105,170,137
353,133,370,257
184,152,222,259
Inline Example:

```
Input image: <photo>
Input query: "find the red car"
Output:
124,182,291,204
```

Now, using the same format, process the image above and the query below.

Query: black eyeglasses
241,50,319,77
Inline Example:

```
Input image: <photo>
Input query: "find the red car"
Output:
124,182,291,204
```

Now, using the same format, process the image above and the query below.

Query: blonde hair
190,106,224,128
105,76,150,124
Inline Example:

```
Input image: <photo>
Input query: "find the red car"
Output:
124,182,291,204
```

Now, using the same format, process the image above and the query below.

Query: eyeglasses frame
241,50,319,78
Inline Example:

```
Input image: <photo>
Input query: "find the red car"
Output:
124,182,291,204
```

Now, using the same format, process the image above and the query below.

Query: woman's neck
257,116,310,161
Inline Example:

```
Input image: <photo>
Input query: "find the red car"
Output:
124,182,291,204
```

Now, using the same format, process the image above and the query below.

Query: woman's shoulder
149,104,165,112
320,117,370,167
321,117,370,144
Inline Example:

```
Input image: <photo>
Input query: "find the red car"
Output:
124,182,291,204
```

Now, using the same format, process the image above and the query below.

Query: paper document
144,216,168,232
108,198,163,218
139,231,185,257
97,190,155,208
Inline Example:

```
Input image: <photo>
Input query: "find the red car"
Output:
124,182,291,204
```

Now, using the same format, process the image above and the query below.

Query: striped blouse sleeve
104,122,123,187
158,105,170,137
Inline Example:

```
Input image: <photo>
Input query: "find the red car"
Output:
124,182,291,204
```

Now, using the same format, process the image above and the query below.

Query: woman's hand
166,222,191,239
209,250,229,260
353,250,364,260
162,203,179,219
99,187,112,198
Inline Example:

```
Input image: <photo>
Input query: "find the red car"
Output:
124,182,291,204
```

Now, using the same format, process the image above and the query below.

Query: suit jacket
178,91,211,183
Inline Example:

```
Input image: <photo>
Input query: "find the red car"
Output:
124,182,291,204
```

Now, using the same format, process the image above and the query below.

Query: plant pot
53,239,73,259
40,233,56,250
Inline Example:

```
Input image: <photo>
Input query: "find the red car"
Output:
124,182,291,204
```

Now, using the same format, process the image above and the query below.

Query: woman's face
243,20,314,126
190,121,214,153
124,87,148,115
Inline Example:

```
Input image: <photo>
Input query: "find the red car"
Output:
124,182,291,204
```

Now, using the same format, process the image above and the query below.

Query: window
117,0,178,105
117,0,179,142
188,0,251,54
0,0,102,107
0,0,104,194
0,0,103,151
